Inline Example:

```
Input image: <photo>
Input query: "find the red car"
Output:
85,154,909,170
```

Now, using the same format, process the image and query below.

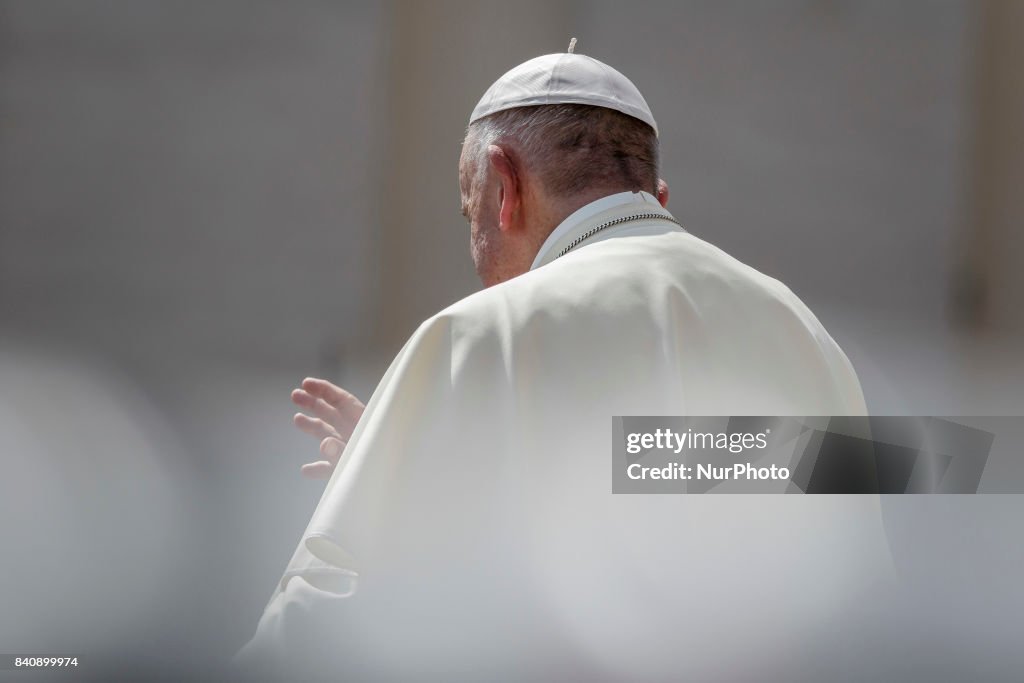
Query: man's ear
487,144,520,232
656,178,670,208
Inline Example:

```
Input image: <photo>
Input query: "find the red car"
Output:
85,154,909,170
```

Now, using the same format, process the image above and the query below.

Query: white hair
463,104,659,197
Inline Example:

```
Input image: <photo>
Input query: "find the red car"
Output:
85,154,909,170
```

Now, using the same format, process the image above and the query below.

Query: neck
529,186,639,253
484,187,659,286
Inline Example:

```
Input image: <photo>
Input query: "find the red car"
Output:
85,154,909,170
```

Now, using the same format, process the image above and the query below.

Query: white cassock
236,191,892,681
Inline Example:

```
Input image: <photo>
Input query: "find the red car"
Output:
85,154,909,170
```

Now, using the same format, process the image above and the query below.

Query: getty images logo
625,427,770,455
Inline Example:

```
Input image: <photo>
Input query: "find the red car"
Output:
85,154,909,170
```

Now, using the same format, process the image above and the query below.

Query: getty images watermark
624,426,789,482
613,416,999,494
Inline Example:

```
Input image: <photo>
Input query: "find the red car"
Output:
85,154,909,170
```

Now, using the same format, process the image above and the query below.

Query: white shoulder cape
237,193,890,680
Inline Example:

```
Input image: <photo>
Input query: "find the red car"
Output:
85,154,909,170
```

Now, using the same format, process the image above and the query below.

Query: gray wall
0,1,384,365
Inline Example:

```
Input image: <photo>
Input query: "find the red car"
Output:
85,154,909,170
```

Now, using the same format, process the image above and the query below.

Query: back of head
466,103,659,198
466,48,660,200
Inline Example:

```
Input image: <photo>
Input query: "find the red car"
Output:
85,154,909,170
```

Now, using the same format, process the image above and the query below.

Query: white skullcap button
469,39,658,136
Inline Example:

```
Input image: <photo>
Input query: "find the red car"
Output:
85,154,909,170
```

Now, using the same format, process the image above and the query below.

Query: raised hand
291,377,366,479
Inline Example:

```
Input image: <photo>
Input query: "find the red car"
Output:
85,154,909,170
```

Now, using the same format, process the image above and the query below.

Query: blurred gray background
0,0,1022,675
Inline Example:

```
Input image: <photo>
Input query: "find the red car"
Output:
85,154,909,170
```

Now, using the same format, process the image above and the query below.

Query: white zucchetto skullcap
469,40,658,136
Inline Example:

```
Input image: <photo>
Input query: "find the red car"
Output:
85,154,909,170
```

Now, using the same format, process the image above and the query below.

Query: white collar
530,190,672,271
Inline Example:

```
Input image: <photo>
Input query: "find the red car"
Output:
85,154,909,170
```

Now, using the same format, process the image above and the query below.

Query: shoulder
416,228,841,363
424,229,819,331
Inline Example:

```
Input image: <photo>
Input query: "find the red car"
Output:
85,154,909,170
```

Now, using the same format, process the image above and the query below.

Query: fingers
319,436,346,464
299,437,346,479
317,438,346,464
300,461,335,479
296,378,365,433
301,377,363,412
291,389,346,429
291,377,362,481
293,413,341,441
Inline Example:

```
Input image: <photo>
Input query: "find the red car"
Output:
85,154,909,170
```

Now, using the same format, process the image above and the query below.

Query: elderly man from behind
237,46,890,681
